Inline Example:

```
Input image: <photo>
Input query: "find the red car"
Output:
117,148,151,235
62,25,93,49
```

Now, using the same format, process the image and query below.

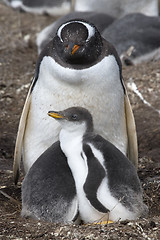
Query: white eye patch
57,20,95,42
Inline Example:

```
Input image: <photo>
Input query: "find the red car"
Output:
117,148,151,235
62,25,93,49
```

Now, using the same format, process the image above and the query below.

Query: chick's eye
71,114,77,120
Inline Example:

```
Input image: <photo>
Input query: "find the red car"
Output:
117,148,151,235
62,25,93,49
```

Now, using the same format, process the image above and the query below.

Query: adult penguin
13,19,138,184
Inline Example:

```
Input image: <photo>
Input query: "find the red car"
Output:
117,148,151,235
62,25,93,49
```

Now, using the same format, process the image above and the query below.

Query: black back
83,134,142,212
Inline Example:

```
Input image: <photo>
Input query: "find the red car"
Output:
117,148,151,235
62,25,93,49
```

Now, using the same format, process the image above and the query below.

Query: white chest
59,130,105,223
23,55,127,171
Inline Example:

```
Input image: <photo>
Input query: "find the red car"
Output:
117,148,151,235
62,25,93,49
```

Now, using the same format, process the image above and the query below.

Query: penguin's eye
71,114,78,121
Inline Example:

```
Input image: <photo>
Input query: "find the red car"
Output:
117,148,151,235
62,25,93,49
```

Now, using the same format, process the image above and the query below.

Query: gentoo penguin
48,106,147,223
13,19,138,184
21,141,79,224
3,0,71,16
102,13,160,64
73,0,158,18
4,0,158,17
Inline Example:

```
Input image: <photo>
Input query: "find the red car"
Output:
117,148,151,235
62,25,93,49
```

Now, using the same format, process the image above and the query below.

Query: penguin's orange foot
85,220,114,226
93,220,114,225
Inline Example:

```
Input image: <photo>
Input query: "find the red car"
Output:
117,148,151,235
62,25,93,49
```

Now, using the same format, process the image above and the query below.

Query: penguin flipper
13,82,33,184
124,88,138,168
83,144,109,214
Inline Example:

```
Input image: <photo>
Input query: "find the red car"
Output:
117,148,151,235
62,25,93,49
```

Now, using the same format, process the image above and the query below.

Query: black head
48,106,93,133
54,19,103,66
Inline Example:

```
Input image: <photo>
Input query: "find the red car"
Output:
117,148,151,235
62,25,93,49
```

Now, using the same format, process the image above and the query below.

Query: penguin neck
59,123,86,157
59,123,88,184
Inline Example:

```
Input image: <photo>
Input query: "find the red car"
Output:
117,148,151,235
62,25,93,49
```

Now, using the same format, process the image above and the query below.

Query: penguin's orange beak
71,44,80,55
67,44,80,55
48,111,64,119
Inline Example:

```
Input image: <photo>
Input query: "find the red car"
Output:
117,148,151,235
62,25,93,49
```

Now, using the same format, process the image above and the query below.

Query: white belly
60,133,108,223
23,55,127,172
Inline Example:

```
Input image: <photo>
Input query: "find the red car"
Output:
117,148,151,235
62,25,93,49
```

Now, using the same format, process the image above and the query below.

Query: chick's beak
48,111,64,119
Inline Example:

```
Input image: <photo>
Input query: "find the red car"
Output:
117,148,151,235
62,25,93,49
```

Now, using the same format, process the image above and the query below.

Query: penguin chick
13,19,138,184
21,141,79,224
48,107,148,223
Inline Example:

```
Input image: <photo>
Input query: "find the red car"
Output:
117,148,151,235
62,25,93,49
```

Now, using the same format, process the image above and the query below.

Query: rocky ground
0,2,160,239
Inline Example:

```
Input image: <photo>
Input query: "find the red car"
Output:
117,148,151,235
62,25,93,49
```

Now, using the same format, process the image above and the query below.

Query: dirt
0,2,160,239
